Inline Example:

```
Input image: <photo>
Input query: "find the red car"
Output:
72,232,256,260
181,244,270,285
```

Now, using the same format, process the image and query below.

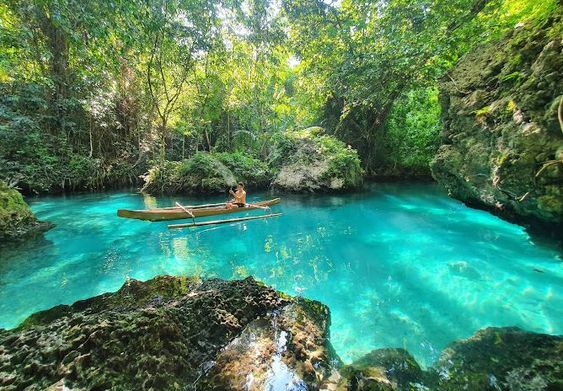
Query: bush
141,152,237,194
215,152,271,188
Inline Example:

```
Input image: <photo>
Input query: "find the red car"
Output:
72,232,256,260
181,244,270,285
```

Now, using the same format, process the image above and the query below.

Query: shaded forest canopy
0,0,557,193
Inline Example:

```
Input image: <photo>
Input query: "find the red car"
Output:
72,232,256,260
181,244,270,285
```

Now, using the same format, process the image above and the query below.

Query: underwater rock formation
431,9,563,231
0,276,339,390
337,348,423,390
273,127,364,193
0,180,52,242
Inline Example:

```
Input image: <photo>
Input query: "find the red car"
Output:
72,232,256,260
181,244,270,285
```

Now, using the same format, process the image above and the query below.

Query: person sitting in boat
226,182,247,209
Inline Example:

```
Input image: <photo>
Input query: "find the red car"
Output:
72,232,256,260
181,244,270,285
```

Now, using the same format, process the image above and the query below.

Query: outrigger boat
117,198,281,229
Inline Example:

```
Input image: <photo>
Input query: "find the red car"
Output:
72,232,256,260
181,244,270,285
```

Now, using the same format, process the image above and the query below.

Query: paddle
175,202,196,223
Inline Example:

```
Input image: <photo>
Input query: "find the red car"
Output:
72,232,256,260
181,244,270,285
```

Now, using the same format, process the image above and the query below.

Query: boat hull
117,198,280,222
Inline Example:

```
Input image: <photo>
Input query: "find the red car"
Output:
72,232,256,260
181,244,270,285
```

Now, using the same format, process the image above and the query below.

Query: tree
283,0,518,172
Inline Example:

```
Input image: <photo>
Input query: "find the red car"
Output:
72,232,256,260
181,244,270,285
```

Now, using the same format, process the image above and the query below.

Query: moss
537,195,563,213
0,180,47,240
272,127,364,192
475,105,491,117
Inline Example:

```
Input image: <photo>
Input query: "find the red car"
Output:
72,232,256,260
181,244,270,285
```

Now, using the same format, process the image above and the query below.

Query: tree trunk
159,120,167,164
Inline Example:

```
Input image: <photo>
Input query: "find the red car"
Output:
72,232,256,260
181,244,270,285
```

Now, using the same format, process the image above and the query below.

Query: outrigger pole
167,213,282,229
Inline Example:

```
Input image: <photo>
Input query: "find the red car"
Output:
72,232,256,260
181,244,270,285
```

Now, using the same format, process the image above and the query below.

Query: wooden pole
175,202,195,223
168,213,282,229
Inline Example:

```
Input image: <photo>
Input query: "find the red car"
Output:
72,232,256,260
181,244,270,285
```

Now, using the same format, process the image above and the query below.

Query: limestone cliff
431,10,563,232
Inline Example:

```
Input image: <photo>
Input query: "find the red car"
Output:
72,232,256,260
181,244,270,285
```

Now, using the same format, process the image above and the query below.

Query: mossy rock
339,348,423,390
0,180,51,241
1,275,341,390
428,327,563,391
215,152,271,189
431,8,563,230
272,127,364,192
141,152,237,194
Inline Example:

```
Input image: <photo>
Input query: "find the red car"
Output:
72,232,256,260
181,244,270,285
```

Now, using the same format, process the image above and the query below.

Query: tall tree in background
283,0,499,172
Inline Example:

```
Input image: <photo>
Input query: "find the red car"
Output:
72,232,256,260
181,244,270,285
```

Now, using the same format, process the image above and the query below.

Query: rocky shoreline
1,275,561,390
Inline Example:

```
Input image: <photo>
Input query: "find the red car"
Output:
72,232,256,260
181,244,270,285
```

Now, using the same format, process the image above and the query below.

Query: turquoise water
0,183,561,367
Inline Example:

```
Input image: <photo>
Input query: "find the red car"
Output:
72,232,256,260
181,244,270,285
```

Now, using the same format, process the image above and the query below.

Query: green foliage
382,87,441,175
215,152,271,189
1,0,559,192
282,0,559,172
142,152,237,194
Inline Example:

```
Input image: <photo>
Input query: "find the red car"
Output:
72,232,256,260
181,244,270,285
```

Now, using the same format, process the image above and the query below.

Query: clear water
0,183,561,367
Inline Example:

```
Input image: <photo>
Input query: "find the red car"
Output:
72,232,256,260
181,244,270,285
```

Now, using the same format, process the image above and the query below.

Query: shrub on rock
215,152,271,189
141,152,238,194
272,127,364,192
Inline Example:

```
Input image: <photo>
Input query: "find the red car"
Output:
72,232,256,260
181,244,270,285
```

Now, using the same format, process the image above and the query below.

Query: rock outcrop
0,180,52,242
431,10,563,232
141,152,237,194
0,276,339,390
140,152,272,195
272,127,364,192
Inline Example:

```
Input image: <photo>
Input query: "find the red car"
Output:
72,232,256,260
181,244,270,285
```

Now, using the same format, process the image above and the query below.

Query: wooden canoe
117,198,281,222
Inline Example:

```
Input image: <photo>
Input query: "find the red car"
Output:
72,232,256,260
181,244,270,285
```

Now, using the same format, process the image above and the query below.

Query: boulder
272,127,364,192
0,275,340,390
431,9,563,232
0,180,52,242
215,152,272,189
338,348,423,390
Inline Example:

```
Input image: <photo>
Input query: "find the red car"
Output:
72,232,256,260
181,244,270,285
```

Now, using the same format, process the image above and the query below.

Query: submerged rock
431,9,563,232
338,348,423,390
428,327,563,391
0,180,52,242
0,276,339,390
272,127,364,192
339,328,562,391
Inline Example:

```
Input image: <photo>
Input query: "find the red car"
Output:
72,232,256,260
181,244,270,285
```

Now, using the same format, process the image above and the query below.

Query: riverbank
1,275,561,390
